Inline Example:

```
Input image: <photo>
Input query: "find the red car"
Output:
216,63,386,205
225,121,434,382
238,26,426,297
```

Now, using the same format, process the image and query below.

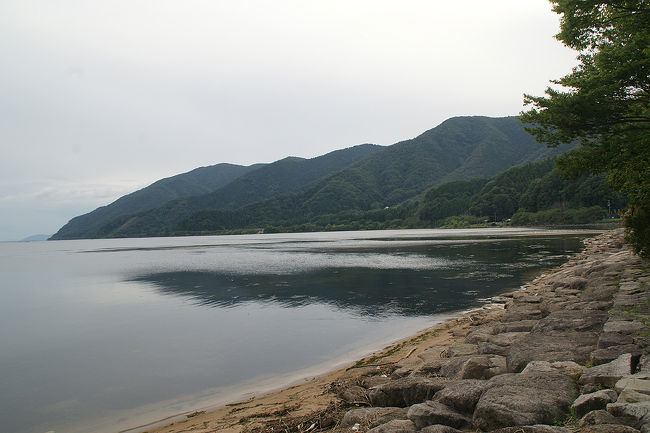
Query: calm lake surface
0,228,595,433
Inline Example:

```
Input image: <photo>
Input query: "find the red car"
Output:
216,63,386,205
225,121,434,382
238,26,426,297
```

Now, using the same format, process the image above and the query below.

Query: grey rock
392,358,423,378
407,401,472,430
484,332,529,348
521,360,586,377
368,377,454,407
557,276,589,290
501,305,546,322
478,341,510,356
599,332,635,349
366,419,416,433
619,389,650,403
580,353,634,388
418,346,448,363
341,407,409,428
604,321,645,334
591,346,642,365
571,389,618,417
339,385,369,404
441,343,478,358
563,300,613,311
488,426,572,433
492,320,538,333
506,332,598,372
419,425,462,433
432,379,490,414
456,355,507,380
531,310,608,333
616,376,650,397
579,425,641,433
411,357,469,378
608,402,650,422
465,328,495,344
412,354,504,380
472,371,578,431
634,336,650,351
579,409,624,426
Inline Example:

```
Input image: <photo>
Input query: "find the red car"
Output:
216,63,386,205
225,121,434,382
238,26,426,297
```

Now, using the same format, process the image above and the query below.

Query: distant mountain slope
92,143,382,238
101,116,574,238
179,143,383,211
50,163,264,240
53,144,382,239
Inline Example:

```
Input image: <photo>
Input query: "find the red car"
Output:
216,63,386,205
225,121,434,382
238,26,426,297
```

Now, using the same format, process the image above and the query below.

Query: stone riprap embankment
328,230,650,433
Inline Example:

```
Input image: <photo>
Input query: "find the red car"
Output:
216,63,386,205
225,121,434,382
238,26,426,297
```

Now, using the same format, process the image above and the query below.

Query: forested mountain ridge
169,158,624,235
50,163,265,240
175,143,383,212
89,116,574,238
52,144,382,240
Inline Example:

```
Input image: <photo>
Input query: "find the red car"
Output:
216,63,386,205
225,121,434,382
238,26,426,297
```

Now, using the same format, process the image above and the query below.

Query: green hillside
53,144,382,239
419,159,625,228
97,116,574,238
171,143,383,212
232,159,624,234
50,163,264,240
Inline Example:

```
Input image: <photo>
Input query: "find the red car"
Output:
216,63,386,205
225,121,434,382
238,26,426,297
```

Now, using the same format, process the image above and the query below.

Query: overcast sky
0,0,578,241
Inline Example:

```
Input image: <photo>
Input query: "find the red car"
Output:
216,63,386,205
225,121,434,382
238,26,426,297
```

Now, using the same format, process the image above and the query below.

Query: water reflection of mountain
133,235,585,316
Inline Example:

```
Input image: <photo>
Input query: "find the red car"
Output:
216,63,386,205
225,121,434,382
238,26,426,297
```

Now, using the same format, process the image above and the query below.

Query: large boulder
431,379,490,414
531,310,608,333
580,353,635,388
472,371,578,431
591,345,642,365
455,355,507,380
412,355,506,380
406,401,472,430
571,389,618,417
521,360,586,378
579,409,627,427
616,375,650,404
506,332,599,372
607,401,650,424
368,377,454,407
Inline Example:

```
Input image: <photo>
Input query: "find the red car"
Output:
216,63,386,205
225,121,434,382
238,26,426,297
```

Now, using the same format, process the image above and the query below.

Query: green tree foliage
468,160,557,220
520,0,650,255
418,179,487,224
511,206,607,226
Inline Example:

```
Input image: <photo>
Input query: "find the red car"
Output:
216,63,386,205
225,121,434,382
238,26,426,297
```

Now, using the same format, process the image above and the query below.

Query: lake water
0,228,595,433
